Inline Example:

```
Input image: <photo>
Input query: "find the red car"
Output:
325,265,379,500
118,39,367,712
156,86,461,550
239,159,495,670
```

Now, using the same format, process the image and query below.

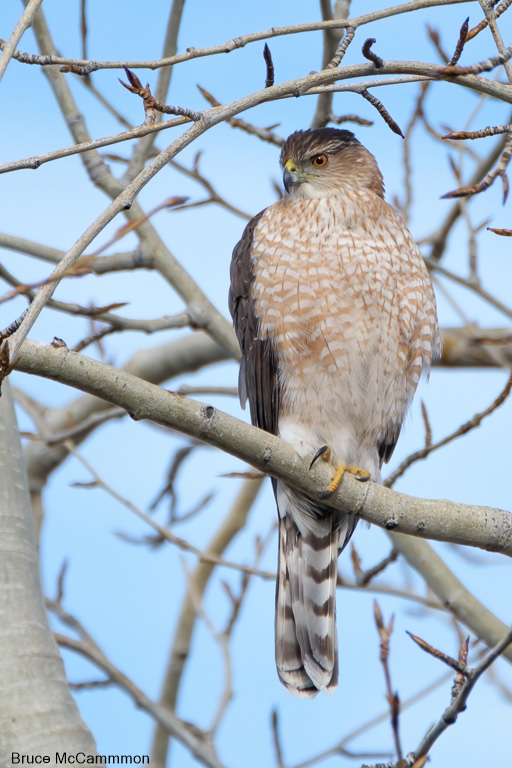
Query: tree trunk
0,381,97,763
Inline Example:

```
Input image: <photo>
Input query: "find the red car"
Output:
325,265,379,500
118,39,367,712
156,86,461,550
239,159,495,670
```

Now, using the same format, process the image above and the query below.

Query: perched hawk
229,128,440,697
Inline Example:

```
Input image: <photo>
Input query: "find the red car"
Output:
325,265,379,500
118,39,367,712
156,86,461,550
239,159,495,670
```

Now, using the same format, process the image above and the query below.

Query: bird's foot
319,462,371,500
310,446,370,498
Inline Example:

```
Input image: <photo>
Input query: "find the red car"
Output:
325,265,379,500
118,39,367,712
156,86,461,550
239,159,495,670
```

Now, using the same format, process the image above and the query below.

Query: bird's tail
274,483,353,697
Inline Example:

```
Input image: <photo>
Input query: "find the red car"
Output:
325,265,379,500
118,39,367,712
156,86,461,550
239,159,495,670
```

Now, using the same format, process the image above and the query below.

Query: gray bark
0,381,97,763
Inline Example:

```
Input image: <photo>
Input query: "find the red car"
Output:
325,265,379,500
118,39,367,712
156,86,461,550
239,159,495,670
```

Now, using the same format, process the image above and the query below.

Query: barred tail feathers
275,483,345,697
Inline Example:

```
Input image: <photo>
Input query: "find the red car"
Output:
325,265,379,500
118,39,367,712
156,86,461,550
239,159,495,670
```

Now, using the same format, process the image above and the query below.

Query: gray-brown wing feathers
228,210,279,436
378,425,401,465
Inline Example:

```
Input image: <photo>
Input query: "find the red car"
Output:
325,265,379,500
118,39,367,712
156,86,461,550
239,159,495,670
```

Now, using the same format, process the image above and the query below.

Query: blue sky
2,1,512,766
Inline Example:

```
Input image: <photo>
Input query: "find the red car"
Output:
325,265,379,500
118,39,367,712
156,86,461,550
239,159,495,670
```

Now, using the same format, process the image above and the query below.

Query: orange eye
312,154,328,167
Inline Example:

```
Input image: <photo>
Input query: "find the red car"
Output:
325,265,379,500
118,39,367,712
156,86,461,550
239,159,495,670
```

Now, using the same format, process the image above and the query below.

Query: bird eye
312,154,328,167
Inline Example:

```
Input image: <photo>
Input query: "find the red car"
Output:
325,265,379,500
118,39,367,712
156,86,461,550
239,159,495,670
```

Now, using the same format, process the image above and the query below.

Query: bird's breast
250,193,423,448
251,194,403,362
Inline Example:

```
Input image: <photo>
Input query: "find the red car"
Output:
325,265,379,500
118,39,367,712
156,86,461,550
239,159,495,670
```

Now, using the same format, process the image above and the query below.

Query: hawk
229,128,440,697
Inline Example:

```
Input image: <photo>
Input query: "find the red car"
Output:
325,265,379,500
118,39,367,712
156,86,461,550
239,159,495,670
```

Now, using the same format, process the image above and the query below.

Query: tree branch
15,339,512,558
150,478,264,767
0,381,98,760
411,625,512,760
0,0,43,82
2,1,473,73
390,533,512,664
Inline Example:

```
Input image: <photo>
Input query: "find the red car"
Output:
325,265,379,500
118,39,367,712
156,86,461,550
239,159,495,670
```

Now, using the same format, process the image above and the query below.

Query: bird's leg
345,466,371,481
320,463,371,499
310,445,371,498
320,462,347,499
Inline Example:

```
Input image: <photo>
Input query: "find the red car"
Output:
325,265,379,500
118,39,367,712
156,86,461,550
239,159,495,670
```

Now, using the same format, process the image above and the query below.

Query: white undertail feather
275,482,345,697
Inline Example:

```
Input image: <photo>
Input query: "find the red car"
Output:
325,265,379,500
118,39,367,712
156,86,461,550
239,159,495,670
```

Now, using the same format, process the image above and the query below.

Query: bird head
280,128,384,200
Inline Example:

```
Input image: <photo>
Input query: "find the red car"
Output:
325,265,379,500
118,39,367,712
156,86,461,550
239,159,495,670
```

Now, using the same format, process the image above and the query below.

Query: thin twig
122,0,188,182
397,81,430,220
466,0,512,40
0,308,29,342
325,111,373,126
449,17,469,66
420,401,432,447
197,85,284,146
70,679,112,691
47,608,225,768
23,408,125,445
477,0,512,83
488,226,512,236
177,385,238,397
263,43,274,87
149,443,198,519
362,38,384,68
271,710,285,768
325,26,356,68
0,0,43,82
444,123,512,139
80,0,88,60
119,67,202,122
451,637,469,703
441,134,512,201
0,117,192,175
150,478,264,766
437,41,512,76
170,153,253,218
385,372,512,487
64,441,274,578
361,90,404,137
445,152,482,283
406,631,469,674
311,0,350,128
0,262,191,335
374,602,404,767
431,260,512,322
412,627,512,760
426,25,450,63
355,550,399,587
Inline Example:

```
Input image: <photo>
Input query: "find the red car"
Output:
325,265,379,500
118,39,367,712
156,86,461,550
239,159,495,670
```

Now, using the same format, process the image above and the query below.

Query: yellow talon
326,462,346,494
346,466,371,481
320,461,371,499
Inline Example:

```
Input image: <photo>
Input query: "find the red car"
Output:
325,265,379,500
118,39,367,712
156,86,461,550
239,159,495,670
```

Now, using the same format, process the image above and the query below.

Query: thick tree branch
23,333,227,494
14,339,512,557
390,533,512,664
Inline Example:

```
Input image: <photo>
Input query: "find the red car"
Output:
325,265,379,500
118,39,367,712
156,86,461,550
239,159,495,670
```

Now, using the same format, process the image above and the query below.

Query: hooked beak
283,158,303,193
